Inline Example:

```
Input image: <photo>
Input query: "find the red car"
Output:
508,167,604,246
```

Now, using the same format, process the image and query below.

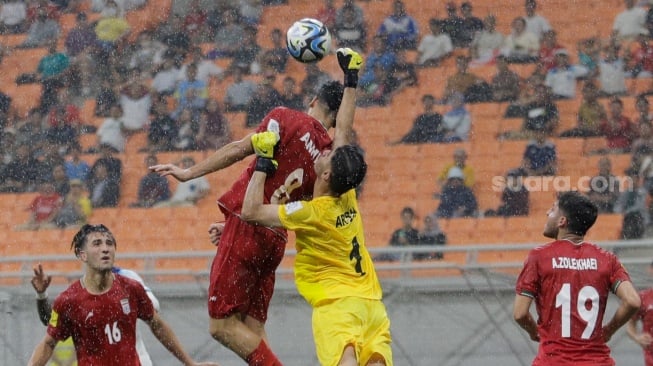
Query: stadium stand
0,0,644,285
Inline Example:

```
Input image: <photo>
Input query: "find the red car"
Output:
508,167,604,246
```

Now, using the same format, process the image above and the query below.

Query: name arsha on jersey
300,132,322,162
552,257,598,271
335,208,357,228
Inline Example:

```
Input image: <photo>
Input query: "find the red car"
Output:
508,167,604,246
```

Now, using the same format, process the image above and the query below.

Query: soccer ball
286,18,331,63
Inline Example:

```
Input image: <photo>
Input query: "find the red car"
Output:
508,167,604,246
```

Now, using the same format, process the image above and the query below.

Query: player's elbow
513,304,531,325
625,293,642,314
240,205,258,223
513,309,528,324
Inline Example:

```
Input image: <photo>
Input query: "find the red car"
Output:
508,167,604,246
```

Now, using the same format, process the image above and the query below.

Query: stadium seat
586,214,622,242
582,137,608,155
472,217,507,244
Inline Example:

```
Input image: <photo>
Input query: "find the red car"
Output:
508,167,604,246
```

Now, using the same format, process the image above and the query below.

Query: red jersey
631,44,653,74
218,106,333,218
48,274,155,366
515,240,631,366
600,116,637,150
635,289,653,366
29,193,62,222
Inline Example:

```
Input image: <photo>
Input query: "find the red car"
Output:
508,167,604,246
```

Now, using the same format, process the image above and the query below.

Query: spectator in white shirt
154,156,210,207
613,0,647,42
129,31,166,77
0,0,26,34
95,104,126,152
599,43,628,96
502,17,539,63
470,15,504,63
441,92,472,142
177,46,223,84
416,18,452,67
523,0,552,40
544,49,589,99
223,66,257,112
119,68,152,132
151,55,181,96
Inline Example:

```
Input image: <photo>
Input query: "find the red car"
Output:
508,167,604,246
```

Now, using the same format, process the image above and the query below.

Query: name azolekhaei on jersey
552,257,598,271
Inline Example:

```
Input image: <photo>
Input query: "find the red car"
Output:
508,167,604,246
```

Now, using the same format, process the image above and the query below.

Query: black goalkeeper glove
336,47,363,88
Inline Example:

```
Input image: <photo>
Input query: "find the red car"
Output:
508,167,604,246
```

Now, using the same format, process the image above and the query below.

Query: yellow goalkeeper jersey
279,189,382,307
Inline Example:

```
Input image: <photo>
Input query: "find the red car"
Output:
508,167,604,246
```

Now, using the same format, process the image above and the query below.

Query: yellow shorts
312,297,392,366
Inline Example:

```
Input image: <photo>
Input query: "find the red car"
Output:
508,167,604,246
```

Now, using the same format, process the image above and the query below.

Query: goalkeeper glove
251,131,280,175
337,48,363,88
251,131,279,159
255,157,278,175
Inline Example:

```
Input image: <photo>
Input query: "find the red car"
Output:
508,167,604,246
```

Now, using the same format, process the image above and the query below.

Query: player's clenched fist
251,131,279,175
251,131,279,159
336,47,363,88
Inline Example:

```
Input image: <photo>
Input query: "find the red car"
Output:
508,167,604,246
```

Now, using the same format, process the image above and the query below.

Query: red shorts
207,213,286,322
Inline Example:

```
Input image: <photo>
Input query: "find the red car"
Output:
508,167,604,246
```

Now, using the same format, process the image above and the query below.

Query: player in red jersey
150,49,362,366
514,191,641,366
28,224,220,366
627,263,653,366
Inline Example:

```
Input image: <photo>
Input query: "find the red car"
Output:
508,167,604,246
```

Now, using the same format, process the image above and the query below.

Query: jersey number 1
555,283,599,339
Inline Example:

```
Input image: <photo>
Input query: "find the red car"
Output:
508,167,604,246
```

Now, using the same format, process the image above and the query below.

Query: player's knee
208,317,232,343
366,353,387,366
337,345,357,366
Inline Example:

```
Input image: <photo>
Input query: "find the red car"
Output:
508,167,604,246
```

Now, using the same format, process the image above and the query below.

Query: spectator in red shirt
183,0,208,43
600,97,638,153
625,31,653,78
26,0,60,24
316,0,337,30
538,30,565,72
16,181,63,230
47,88,81,128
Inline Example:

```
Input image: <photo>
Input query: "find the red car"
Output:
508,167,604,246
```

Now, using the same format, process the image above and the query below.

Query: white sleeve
118,269,160,312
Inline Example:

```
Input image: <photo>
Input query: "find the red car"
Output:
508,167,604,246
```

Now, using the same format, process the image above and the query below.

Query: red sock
246,340,283,366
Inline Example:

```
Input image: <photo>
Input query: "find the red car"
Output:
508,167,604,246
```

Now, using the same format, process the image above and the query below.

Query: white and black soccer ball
286,18,331,63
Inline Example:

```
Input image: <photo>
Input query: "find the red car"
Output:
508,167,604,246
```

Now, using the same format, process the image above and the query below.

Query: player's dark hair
329,145,367,196
557,191,598,236
71,224,114,257
317,81,344,114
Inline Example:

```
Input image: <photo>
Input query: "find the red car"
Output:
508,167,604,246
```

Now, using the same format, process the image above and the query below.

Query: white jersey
114,267,160,366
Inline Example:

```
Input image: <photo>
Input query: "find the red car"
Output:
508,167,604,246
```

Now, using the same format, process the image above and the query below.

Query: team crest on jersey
120,298,131,314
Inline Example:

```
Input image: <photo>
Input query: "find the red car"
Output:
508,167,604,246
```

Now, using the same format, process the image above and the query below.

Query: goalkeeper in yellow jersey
239,48,393,366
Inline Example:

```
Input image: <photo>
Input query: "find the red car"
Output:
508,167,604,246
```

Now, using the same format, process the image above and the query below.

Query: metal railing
2,239,653,288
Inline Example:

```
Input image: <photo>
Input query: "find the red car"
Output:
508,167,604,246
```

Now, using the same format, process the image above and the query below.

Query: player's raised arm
332,48,363,150
241,132,283,228
150,134,255,182
31,263,53,326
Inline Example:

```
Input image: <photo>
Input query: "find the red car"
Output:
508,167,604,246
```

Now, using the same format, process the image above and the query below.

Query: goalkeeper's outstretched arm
333,48,363,150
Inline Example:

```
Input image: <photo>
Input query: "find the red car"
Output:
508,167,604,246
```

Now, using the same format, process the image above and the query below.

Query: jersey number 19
555,283,600,339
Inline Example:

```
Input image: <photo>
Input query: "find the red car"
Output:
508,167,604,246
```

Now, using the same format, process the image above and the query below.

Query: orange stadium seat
473,217,507,244
586,214,622,242
582,137,608,155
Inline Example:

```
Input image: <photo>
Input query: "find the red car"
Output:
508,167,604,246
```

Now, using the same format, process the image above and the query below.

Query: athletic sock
246,340,283,366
